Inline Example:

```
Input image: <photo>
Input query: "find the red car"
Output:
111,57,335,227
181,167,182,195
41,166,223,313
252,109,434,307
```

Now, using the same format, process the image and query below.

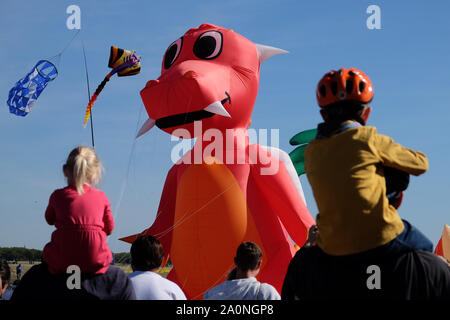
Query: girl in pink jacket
43,146,114,274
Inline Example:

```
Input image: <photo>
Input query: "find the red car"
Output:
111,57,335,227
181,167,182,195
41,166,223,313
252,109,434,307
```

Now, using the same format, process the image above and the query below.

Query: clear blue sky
1,0,449,253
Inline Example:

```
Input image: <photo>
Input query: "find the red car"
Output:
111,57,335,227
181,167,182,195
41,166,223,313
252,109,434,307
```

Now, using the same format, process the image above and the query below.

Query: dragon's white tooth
204,101,231,118
136,118,156,138
255,44,288,63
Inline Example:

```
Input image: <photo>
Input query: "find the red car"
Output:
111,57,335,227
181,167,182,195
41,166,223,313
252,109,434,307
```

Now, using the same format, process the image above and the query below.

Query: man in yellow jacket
305,67,433,256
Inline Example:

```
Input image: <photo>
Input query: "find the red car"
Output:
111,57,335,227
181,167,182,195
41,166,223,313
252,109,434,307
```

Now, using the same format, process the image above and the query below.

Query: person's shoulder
360,125,377,134
204,281,227,295
10,263,66,300
362,125,394,142
129,270,157,282
350,125,378,141
160,273,183,289
161,277,187,299
260,282,278,292
292,244,322,264
105,264,127,277
259,283,281,300
86,185,104,195
394,250,450,296
204,282,225,299
87,186,111,202
83,265,136,300
410,251,450,274
128,271,141,279
50,187,69,198
93,264,129,285
21,263,47,278
54,185,70,192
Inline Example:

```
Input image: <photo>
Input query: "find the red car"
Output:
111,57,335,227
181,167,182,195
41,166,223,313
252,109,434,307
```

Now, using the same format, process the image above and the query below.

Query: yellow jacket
304,126,428,255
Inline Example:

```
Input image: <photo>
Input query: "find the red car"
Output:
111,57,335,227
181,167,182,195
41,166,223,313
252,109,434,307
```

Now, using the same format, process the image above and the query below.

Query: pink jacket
43,184,114,274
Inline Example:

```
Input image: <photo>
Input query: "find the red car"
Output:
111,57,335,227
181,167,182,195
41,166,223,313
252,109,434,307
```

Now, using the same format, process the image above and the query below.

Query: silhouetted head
130,235,164,272
234,242,263,272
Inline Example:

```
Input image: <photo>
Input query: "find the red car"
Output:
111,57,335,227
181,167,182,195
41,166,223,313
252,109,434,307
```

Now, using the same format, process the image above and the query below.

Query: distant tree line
0,247,42,262
0,248,173,268
113,252,172,267
0,248,138,265
114,252,131,264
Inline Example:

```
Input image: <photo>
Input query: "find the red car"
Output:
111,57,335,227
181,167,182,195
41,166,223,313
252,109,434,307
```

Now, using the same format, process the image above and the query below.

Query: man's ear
255,259,262,270
320,109,328,121
361,106,372,124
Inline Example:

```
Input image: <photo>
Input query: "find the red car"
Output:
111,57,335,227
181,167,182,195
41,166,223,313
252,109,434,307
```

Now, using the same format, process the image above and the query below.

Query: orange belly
171,160,264,299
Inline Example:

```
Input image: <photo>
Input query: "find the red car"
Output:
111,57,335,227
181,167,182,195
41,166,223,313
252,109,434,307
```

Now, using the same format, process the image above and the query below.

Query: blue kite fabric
7,60,58,116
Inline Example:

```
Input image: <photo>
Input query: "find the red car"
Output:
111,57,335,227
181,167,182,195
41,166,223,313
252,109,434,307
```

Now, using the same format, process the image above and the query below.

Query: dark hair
227,267,237,280
0,260,10,285
234,242,262,272
322,100,367,125
130,235,164,271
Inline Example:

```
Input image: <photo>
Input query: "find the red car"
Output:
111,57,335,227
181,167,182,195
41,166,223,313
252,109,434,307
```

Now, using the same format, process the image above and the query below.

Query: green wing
289,128,317,176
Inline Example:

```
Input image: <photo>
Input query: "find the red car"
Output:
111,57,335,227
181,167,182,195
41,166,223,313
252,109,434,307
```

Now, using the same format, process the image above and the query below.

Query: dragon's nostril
183,70,197,79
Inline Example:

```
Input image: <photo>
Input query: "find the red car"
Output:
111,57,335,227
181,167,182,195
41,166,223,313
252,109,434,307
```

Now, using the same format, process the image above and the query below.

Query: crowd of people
1,68,450,301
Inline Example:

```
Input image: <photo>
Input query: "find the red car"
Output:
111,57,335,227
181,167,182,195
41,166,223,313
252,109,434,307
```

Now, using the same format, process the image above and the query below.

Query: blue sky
0,0,449,253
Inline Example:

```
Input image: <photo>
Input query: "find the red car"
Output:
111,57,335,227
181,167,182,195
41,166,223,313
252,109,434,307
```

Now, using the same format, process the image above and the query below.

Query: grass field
117,263,172,278
8,261,172,280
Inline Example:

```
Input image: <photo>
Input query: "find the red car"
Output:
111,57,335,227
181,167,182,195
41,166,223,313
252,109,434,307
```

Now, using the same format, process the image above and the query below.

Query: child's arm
103,201,114,236
374,134,428,176
44,193,56,225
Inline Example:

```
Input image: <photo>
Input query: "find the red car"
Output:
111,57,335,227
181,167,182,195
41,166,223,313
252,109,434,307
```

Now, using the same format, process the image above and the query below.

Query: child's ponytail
64,146,102,195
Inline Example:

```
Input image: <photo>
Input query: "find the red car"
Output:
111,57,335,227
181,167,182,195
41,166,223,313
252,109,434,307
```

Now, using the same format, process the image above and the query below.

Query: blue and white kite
7,60,58,116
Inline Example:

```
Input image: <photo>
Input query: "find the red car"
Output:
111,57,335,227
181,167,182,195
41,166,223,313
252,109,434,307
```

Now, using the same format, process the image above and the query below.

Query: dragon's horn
136,118,156,138
255,44,288,63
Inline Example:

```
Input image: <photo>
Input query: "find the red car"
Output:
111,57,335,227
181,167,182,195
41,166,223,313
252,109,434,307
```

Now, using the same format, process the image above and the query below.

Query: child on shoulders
43,146,114,274
305,68,433,256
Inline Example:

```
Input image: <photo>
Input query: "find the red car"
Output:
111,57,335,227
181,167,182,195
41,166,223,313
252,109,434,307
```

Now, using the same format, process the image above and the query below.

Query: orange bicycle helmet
316,68,373,108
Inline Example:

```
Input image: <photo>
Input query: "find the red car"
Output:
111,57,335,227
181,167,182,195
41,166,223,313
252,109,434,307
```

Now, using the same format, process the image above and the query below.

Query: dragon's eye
193,31,223,60
164,37,183,69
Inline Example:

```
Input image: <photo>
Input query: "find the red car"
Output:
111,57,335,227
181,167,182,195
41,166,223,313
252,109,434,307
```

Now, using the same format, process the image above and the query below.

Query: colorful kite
83,46,141,126
120,24,315,299
7,60,58,116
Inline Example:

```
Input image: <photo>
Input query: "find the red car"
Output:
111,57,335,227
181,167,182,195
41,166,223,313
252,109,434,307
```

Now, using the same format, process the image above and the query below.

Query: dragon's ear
255,44,288,63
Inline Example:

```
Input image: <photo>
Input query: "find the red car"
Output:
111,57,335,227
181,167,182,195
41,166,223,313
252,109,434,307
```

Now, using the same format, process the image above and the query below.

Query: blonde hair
64,146,102,195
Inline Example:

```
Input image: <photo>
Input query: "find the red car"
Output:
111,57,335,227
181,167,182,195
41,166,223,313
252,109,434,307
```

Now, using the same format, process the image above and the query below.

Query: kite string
49,29,81,66
152,181,239,239
80,32,95,147
59,29,81,56
107,105,145,243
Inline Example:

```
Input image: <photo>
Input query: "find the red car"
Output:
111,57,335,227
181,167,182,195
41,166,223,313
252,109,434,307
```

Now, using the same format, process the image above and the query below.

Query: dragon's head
138,23,287,138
